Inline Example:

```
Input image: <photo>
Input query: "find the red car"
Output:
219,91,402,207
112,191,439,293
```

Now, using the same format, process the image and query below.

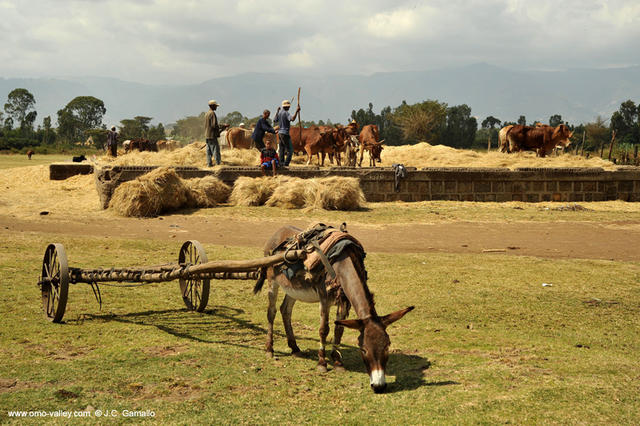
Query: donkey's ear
381,306,414,327
335,319,364,330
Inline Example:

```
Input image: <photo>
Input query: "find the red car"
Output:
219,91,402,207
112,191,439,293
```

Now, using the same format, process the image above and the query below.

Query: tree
442,104,477,149
585,116,610,152
549,114,564,127
393,100,447,144
220,111,248,127
517,115,527,126
481,116,501,129
134,116,152,137
57,96,106,142
610,100,638,145
172,112,206,141
147,123,166,141
4,88,36,129
42,116,54,144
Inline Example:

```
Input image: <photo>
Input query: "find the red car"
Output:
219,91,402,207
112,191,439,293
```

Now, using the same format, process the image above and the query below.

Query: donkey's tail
253,267,267,294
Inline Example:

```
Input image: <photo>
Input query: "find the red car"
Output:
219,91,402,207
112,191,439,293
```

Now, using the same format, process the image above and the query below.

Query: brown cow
26,149,34,160
506,124,573,157
290,126,333,166
225,127,254,149
358,124,384,167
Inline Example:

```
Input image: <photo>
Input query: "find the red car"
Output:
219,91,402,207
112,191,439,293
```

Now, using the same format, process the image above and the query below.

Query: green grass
0,154,81,170
1,232,639,424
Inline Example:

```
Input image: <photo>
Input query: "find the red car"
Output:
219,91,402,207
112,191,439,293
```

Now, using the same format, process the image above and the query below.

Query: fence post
608,130,616,161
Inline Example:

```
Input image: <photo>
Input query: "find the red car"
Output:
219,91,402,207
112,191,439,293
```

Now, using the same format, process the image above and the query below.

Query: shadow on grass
81,305,319,353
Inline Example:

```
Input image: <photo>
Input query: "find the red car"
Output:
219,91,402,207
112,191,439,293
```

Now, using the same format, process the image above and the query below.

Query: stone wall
55,164,640,209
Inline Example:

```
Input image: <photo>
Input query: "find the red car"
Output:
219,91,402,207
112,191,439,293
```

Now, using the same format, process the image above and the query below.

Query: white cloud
0,0,638,83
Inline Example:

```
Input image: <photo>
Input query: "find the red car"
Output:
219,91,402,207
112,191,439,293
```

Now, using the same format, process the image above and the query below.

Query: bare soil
2,213,639,262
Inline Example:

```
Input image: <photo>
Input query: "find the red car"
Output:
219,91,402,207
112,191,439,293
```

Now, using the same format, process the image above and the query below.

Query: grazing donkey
254,225,413,393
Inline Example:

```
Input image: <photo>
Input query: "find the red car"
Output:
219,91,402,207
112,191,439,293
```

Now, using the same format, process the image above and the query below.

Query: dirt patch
2,213,639,262
141,345,189,357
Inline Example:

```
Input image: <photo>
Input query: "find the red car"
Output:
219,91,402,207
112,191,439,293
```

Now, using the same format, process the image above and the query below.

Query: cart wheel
179,240,210,312
40,243,69,323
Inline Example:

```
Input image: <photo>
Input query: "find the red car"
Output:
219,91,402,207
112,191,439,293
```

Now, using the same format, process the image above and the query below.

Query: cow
26,149,34,160
128,138,158,152
156,139,180,151
72,155,87,162
358,124,384,167
225,127,254,149
290,126,333,166
345,135,359,167
498,125,514,152
506,124,573,157
123,140,131,152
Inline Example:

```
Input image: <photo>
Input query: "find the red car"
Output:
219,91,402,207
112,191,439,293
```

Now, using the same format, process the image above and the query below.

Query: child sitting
260,140,280,176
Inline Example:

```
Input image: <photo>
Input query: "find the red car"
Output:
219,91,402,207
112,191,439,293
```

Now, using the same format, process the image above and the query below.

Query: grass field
0,154,79,170
1,232,639,424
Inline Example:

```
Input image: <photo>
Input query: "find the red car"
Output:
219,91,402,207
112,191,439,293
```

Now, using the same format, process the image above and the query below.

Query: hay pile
109,167,230,217
184,176,232,208
231,176,365,210
382,142,616,170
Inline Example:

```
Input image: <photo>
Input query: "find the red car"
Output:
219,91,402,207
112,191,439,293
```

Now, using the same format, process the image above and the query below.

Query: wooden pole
297,87,302,148
600,142,605,158
580,131,586,156
487,135,491,152
608,130,616,161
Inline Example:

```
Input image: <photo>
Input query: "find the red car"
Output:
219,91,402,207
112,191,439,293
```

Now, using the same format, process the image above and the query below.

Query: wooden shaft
69,250,306,284
608,130,616,161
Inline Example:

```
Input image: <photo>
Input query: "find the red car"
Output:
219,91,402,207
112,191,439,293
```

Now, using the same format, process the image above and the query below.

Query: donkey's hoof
292,350,304,358
333,365,346,372
316,364,328,373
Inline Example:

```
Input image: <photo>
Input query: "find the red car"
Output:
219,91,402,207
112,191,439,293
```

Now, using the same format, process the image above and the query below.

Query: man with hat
274,99,300,166
107,125,118,157
204,100,229,166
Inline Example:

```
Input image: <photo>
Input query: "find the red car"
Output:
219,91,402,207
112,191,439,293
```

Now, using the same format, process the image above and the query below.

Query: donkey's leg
280,295,301,355
265,281,279,357
317,299,330,372
331,300,350,371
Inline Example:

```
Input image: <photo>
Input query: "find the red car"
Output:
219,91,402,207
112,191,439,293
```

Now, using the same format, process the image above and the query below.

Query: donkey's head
336,306,414,393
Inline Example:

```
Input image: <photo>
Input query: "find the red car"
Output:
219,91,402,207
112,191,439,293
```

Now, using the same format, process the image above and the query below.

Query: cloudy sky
1,0,639,85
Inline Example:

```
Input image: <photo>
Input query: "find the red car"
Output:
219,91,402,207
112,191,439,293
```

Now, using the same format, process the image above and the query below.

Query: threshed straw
229,176,281,206
184,176,231,208
303,176,365,210
109,167,189,217
265,177,306,209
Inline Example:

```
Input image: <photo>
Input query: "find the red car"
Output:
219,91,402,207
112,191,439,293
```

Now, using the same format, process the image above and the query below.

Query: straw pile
109,167,189,217
229,176,281,206
304,177,365,210
231,176,365,210
109,167,230,217
184,176,231,207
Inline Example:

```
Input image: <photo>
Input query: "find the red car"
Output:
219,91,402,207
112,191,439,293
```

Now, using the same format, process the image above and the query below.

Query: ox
358,124,384,167
506,124,573,157
225,127,255,149
290,126,334,166
156,140,180,151
127,138,158,152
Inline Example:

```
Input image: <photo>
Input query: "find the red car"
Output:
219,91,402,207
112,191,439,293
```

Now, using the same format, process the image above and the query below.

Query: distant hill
1,64,638,128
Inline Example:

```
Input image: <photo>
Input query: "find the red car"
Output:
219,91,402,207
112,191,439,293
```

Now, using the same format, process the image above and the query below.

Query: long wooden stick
608,130,616,161
297,87,302,146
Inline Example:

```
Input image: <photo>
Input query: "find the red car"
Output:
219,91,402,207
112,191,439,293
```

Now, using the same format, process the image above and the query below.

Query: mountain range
1,63,638,128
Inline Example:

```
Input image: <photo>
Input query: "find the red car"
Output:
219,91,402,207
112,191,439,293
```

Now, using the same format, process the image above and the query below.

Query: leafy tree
172,112,206,141
393,100,447,144
610,100,638,145
24,111,37,131
147,123,166,141
585,116,610,152
42,116,54,144
85,128,108,150
4,88,36,129
220,111,248,127
442,104,477,149
549,114,564,127
119,119,144,140
517,115,527,126
134,116,152,136
57,96,106,142
481,116,501,129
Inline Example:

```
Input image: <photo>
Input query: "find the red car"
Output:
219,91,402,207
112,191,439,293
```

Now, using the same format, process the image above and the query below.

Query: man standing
251,109,276,151
107,126,118,157
274,99,300,166
204,100,228,166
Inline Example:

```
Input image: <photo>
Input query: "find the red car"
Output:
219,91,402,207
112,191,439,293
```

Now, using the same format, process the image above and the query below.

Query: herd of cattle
119,121,575,166
498,123,573,157
225,121,385,167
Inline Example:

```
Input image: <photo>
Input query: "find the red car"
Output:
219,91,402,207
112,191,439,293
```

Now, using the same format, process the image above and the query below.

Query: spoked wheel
178,240,210,312
40,243,69,323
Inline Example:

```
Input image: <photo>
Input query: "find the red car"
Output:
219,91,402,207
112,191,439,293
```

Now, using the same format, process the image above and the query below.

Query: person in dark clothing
107,126,118,157
252,109,276,151
274,99,300,166
260,139,280,176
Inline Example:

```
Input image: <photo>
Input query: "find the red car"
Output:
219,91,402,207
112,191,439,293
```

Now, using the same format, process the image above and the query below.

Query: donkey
254,225,414,393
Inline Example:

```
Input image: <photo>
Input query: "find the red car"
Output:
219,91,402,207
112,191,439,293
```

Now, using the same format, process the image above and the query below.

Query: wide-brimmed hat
281,100,291,107
208,100,219,106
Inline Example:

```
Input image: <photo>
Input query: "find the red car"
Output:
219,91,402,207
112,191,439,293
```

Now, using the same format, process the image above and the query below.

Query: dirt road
3,214,639,262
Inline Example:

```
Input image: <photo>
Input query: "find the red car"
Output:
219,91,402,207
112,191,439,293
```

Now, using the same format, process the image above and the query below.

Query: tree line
0,88,166,152
2,86,639,154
